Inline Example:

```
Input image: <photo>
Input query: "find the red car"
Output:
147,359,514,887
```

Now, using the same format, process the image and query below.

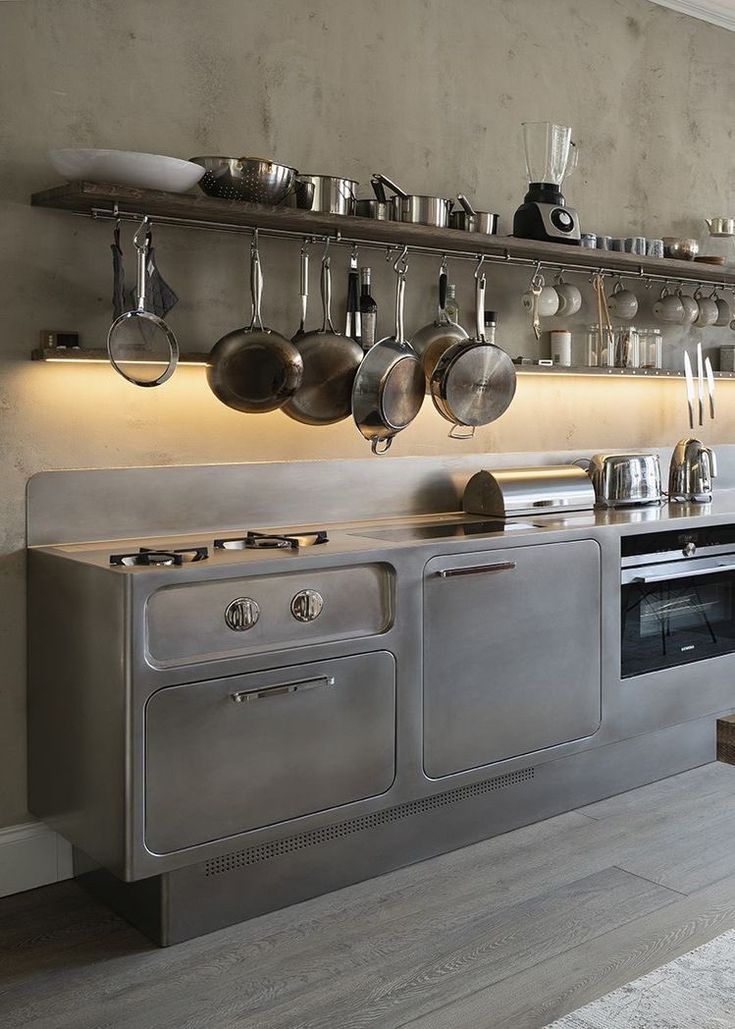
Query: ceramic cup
607,282,638,320
695,293,719,327
522,285,559,317
678,291,699,326
653,288,685,324
554,282,583,316
714,294,731,326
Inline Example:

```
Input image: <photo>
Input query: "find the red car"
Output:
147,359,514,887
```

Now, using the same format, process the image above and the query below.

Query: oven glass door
621,562,735,678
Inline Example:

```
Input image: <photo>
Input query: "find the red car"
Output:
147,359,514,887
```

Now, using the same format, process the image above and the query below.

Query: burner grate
109,545,209,567
214,530,329,551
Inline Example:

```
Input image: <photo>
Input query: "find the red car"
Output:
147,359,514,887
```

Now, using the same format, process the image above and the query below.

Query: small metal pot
448,211,499,234
285,174,358,215
355,198,393,220
372,174,451,228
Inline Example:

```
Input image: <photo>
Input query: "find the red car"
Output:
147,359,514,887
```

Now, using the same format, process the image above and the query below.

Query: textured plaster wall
1,0,735,826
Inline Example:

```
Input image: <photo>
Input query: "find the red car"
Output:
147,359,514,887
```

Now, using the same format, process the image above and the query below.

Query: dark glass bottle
359,267,378,352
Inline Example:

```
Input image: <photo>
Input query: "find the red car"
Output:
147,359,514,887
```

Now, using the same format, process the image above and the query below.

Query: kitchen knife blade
684,351,695,430
705,355,716,420
696,342,705,426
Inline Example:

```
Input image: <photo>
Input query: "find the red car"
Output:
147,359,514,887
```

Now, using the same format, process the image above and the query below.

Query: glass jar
580,324,601,367
638,328,663,369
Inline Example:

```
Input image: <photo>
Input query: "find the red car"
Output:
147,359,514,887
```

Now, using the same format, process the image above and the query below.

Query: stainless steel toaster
462,465,596,518
583,452,663,508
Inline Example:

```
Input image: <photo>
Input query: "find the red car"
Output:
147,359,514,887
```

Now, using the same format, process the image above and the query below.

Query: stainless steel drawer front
144,652,396,853
423,540,602,778
145,564,393,666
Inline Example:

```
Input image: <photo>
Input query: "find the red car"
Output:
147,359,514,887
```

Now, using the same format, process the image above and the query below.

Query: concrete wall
1,0,735,827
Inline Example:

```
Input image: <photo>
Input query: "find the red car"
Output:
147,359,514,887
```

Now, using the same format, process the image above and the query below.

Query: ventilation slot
204,765,535,878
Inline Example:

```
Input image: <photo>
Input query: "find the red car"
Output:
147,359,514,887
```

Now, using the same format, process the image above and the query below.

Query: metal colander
189,156,297,204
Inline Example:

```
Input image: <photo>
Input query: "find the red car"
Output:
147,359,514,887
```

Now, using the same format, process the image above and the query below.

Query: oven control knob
683,541,696,557
224,597,260,631
291,589,324,622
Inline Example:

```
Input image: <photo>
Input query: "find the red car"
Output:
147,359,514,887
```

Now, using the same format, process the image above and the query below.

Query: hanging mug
553,273,582,316
678,289,699,326
694,286,719,327
653,286,685,324
606,279,638,320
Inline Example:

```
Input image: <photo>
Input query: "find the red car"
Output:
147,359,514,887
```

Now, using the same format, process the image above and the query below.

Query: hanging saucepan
410,258,468,378
352,248,425,454
282,247,363,425
107,217,179,387
207,232,303,413
429,258,516,438
372,173,451,228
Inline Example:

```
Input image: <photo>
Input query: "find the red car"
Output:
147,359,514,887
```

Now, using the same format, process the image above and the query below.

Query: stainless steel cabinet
423,541,601,777
145,652,396,853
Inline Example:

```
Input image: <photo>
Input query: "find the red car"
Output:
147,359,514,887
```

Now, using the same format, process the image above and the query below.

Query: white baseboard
0,821,73,898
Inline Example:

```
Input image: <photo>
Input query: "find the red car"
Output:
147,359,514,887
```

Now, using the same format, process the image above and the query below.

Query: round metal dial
290,589,324,622
224,597,260,631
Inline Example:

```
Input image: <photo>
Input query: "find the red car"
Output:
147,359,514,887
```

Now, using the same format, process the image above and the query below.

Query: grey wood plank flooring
1,762,734,1029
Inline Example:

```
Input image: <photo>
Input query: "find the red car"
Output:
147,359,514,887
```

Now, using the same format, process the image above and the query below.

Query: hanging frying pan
429,259,516,437
207,232,303,413
410,258,468,378
352,249,425,454
282,249,363,425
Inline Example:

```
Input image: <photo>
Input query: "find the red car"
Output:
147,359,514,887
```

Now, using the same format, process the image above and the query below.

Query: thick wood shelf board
30,181,735,285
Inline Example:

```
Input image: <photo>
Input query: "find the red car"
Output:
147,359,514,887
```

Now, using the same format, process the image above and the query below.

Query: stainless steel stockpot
286,174,358,215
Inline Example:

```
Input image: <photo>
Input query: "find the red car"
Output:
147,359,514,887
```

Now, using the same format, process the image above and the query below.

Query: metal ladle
106,218,179,387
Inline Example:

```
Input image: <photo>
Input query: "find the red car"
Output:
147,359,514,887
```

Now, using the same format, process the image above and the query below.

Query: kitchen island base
75,714,716,946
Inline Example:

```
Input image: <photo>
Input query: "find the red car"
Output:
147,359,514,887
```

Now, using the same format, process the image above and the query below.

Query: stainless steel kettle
669,438,717,502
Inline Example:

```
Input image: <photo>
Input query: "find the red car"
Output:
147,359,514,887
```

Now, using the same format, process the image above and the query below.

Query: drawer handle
437,561,516,579
231,675,335,704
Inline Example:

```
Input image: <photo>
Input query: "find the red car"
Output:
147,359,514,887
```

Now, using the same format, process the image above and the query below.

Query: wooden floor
2,762,735,1029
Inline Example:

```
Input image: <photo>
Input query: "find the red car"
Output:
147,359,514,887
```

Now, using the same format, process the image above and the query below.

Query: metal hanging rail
82,205,734,291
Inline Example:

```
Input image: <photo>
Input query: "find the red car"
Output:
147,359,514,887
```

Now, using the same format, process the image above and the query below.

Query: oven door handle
626,560,735,585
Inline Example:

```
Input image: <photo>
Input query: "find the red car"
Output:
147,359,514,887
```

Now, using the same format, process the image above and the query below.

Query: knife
684,351,695,430
705,355,716,420
696,341,705,426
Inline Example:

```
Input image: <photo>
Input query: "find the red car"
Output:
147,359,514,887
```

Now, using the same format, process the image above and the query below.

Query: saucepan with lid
372,173,451,228
352,248,425,454
428,257,516,437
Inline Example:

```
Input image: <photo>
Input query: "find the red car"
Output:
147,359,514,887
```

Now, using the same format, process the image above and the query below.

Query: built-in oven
621,524,735,678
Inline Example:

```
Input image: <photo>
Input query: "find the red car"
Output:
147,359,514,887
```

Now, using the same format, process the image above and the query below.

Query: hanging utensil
111,217,126,320
346,247,361,341
705,356,716,420
207,232,303,413
429,258,517,437
106,217,179,388
292,243,309,341
282,247,363,426
696,341,705,426
144,225,179,318
684,351,695,430
352,248,425,454
410,258,469,376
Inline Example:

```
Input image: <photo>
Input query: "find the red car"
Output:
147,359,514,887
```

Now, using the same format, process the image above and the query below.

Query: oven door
621,555,735,678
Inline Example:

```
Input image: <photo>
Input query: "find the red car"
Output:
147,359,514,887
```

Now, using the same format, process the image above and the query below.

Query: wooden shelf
30,180,735,287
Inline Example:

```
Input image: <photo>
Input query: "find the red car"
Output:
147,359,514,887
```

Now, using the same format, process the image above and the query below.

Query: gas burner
110,546,209,567
214,530,329,551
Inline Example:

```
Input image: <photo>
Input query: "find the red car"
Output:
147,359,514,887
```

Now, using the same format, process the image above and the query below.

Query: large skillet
207,234,303,413
282,253,363,425
352,251,425,454
429,261,516,437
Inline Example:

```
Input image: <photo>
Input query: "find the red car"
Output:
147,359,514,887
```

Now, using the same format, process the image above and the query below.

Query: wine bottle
359,266,378,352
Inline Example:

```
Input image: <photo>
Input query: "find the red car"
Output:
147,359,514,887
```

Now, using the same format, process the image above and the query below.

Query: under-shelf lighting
32,347,209,366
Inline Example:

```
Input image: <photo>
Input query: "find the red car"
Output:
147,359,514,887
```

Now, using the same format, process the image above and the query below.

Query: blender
513,122,581,245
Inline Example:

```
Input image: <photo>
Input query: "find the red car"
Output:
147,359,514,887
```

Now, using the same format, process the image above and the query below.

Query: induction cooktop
352,519,534,542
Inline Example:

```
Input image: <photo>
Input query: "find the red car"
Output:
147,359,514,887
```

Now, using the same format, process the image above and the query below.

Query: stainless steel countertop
32,490,735,572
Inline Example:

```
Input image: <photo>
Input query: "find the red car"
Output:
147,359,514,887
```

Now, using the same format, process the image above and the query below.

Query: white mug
554,282,582,316
653,288,685,324
522,285,559,317
607,281,638,320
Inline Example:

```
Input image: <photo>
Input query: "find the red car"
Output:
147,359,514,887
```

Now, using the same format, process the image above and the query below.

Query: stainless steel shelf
516,364,735,379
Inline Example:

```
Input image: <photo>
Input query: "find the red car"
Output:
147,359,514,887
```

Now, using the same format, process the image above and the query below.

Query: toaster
584,453,663,508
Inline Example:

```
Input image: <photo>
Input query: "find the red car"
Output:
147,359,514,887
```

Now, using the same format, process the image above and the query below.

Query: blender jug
522,122,577,193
